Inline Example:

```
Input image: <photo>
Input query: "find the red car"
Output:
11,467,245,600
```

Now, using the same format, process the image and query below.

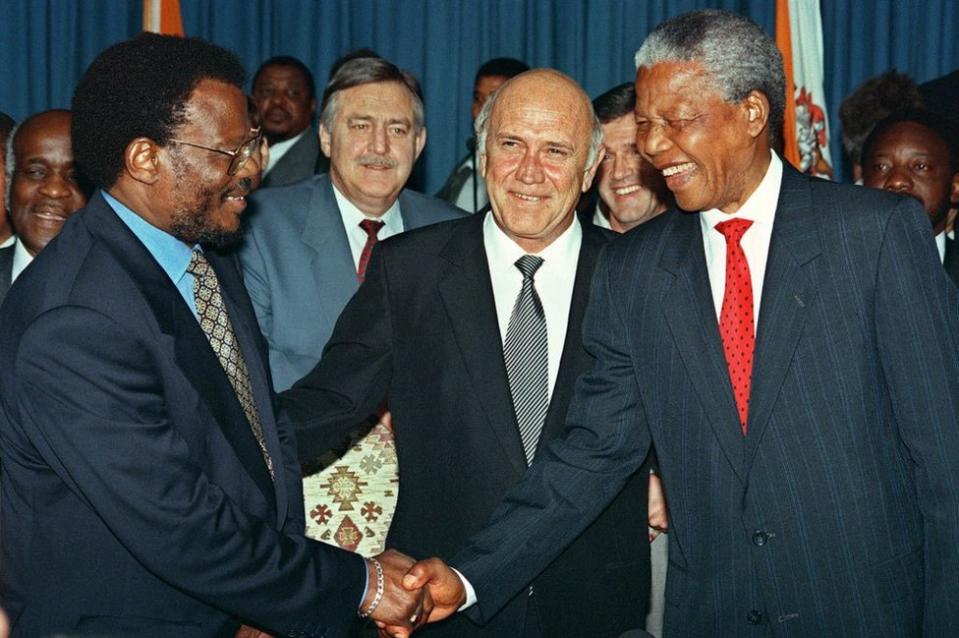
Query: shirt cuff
360,557,370,608
450,567,477,610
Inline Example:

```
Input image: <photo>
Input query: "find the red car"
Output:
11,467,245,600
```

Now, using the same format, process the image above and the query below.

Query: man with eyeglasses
251,55,329,188
0,33,433,637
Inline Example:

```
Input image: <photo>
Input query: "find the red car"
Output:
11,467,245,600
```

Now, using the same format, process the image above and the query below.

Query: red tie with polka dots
715,218,754,435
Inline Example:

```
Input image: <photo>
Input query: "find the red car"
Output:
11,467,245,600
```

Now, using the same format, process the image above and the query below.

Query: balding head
475,69,604,253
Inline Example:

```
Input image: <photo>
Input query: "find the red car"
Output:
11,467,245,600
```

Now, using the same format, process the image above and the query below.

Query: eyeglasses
169,127,263,176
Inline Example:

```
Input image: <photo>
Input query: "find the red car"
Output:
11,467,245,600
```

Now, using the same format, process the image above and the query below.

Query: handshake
360,549,468,638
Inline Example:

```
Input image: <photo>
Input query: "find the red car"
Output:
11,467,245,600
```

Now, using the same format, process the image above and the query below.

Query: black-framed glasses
169,127,262,176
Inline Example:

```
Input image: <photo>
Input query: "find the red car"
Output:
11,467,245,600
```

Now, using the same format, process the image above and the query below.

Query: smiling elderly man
280,68,652,638
406,10,959,638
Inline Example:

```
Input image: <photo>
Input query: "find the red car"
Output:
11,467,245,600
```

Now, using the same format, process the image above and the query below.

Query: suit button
747,610,764,625
752,530,768,546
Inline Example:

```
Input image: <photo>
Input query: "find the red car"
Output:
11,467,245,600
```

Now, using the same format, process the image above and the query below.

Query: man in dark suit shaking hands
408,10,959,637
0,33,429,638
282,68,652,638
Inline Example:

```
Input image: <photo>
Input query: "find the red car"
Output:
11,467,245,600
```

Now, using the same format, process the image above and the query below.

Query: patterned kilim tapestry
303,421,397,556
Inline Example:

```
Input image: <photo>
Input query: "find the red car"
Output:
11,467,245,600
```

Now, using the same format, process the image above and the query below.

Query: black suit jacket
0,243,12,307
282,213,650,638
450,165,959,637
0,193,364,638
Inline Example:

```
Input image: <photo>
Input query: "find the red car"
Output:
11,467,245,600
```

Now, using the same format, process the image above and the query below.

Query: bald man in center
281,69,651,638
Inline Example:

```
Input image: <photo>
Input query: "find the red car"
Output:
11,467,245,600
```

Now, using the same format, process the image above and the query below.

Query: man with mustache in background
1,109,88,305
239,56,463,567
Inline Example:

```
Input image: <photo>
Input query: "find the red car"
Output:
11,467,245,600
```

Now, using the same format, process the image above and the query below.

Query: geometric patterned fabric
303,421,397,556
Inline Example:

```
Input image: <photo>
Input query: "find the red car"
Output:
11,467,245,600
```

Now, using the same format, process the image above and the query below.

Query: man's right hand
363,550,433,638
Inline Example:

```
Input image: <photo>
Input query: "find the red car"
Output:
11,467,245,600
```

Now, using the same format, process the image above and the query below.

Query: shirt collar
483,209,582,268
700,153,783,231
332,182,402,228
11,238,33,283
102,190,195,285
592,204,613,230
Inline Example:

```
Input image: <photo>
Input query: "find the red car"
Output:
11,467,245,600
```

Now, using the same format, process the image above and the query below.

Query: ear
479,150,488,179
742,90,770,139
949,170,959,206
319,123,332,158
413,127,427,161
310,96,318,118
580,146,606,193
124,138,162,185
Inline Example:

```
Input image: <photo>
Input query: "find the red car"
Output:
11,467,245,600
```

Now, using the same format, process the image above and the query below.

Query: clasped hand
366,551,467,638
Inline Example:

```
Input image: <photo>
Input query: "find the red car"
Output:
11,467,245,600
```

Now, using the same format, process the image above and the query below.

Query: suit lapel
743,166,820,472
659,210,746,483
88,195,276,509
437,215,528,476
0,245,13,301
537,224,607,448
301,177,360,330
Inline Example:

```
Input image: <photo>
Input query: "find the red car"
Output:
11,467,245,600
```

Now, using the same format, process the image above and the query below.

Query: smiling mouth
512,192,545,202
661,162,696,177
32,207,68,222
613,184,642,196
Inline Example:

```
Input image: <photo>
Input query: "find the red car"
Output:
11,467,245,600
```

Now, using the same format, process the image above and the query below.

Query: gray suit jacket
0,244,13,307
452,165,959,637
261,127,328,189
239,173,465,390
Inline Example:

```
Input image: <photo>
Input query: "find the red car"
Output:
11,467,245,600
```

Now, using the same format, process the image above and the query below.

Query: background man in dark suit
861,108,959,285
0,109,88,306
407,10,959,637
587,83,669,233
436,57,529,213
281,68,651,638
252,55,329,187
0,33,429,638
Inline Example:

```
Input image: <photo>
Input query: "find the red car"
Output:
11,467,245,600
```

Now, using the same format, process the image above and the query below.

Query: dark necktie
188,250,274,477
357,219,385,283
503,255,549,464
715,219,755,435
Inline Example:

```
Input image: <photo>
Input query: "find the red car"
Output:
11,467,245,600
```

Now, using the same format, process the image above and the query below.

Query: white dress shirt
11,238,34,283
936,231,947,264
0,234,15,249
332,184,404,270
700,154,783,330
483,211,581,400
263,128,308,175
592,205,613,230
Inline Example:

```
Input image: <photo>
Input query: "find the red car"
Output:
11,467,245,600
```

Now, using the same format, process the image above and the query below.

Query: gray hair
319,56,425,133
474,77,605,168
634,9,785,147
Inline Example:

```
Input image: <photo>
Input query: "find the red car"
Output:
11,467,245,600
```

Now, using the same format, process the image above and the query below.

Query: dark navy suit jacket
0,193,365,638
282,214,650,637
452,165,959,637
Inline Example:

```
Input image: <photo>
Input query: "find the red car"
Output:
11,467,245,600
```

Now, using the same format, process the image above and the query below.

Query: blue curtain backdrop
1,0,956,189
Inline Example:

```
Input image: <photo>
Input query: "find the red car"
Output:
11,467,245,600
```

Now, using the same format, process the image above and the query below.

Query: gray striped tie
503,254,548,465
